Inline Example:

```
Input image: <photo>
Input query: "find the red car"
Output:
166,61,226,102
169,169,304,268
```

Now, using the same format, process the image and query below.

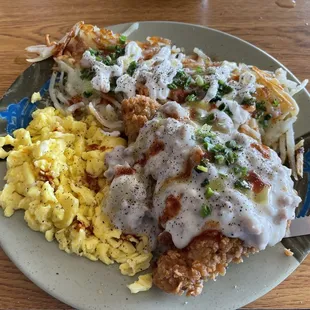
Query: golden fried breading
122,95,160,142
153,231,257,296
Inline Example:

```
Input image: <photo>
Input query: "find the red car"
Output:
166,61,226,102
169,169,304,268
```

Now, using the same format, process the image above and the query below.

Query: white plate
1,21,310,310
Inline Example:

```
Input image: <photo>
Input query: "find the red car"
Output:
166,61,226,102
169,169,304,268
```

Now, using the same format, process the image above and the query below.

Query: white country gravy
103,102,301,250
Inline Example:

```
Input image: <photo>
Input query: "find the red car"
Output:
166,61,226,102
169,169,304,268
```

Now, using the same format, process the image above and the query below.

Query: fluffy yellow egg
0,107,152,284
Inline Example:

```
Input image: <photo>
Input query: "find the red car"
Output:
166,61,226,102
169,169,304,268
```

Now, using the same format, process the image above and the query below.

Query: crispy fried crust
153,231,257,296
122,95,160,142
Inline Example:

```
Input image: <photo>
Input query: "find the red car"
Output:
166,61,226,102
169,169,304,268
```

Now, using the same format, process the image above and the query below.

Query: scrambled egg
0,107,152,278
127,273,153,293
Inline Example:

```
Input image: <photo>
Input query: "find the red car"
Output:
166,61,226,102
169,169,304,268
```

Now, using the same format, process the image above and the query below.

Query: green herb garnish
233,165,248,178
217,80,233,97
80,68,96,80
205,187,214,199
234,179,251,190
256,101,267,111
214,154,225,164
127,61,137,76
195,165,208,173
201,178,210,187
202,83,210,91
226,150,238,165
186,94,198,102
225,140,242,151
119,35,127,44
83,91,93,98
241,97,255,106
195,66,203,74
200,204,212,218
89,47,99,56
195,124,216,143
195,75,204,87
272,99,279,107
168,70,192,90
217,102,233,117
205,113,215,125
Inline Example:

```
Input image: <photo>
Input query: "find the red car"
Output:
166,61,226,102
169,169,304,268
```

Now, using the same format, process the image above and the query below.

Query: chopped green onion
203,83,210,91
195,165,208,173
218,103,226,111
217,81,233,96
200,204,212,218
272,99,279,107
225,140,242,151
234,179,251,190
119,35,127,44
205,187,214,199
201,178,210,187
83,91,93,98
89,47,99,56
168,83,178,90
168,70,192,90
205,113,215,125
264,114,272,121
241,97,255,106
233,165,248,178
195,75,204,87
219,172,228,178
80,68,96,80
127,61,137,76
186,94,198,102
195,124,215,142
226,150,238,165
256,101,267,111
214,154,225,164
213,144,226,153
224,107,233,117
195,66,203,74
184,76,192,89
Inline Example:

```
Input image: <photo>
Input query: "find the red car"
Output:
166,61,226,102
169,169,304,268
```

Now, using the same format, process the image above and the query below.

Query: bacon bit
182,147,204,179
189,107,198,120
86,144,109,152
38,170,54,186
85,173,100,193
230,74,239,82
157,231,173,246
250,143,271,159
246,171,269,194
159,194,182,225
74,220,94,235
209,103,217,110
138,139,165,166
149,140,165,156
168,89,190,103
68,95,83,106
114,166,136,177
284,248,294,256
